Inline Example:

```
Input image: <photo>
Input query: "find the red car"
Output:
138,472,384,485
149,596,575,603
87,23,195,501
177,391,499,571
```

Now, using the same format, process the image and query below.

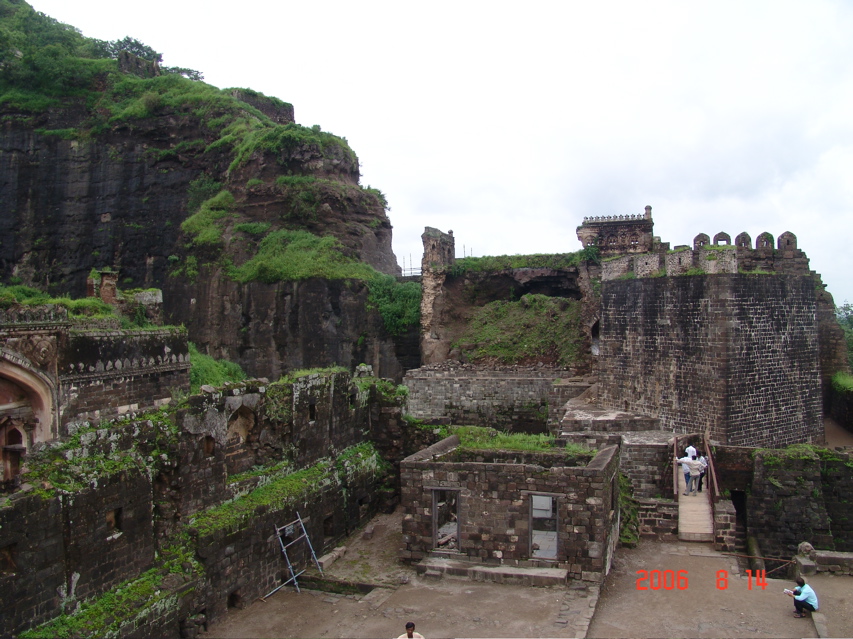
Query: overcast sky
31,0,853,304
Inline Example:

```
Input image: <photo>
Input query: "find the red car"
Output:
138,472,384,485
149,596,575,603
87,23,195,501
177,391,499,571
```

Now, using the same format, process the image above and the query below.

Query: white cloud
29,0,853,303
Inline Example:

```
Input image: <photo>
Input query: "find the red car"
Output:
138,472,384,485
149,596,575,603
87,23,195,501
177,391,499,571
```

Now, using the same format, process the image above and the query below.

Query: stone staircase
415,556,568,587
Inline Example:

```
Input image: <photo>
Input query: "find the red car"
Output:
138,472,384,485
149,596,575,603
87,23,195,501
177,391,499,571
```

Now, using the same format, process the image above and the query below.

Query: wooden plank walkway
677,472,714,542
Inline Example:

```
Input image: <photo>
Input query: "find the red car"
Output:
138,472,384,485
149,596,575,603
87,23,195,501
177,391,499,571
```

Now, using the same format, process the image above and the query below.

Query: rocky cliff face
0,36,409,378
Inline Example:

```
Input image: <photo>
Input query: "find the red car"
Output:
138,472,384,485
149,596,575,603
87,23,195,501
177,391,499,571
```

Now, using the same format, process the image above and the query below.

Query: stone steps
415,557,568,587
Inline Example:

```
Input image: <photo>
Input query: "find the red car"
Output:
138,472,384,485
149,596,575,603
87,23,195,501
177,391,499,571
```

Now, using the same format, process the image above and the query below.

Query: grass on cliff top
228,230,421,336
0,1,355,173
230,229,377,282
453,294,584,367
188,342,246,393
448,246,600,275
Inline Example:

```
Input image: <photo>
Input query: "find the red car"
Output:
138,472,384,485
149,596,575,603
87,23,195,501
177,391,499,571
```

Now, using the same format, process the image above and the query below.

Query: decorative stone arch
756,232,774,249
0,349,58,444
226,405,256,444
713,232,731,246
777,231,797,250
735,232,751,248
693,233,710,249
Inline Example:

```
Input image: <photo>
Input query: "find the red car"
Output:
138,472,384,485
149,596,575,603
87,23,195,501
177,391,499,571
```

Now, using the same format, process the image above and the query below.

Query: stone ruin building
402,205,852,594
1,208,852,638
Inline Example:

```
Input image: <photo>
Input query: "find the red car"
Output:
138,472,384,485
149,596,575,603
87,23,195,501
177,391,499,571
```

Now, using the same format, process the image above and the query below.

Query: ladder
261,511,324,600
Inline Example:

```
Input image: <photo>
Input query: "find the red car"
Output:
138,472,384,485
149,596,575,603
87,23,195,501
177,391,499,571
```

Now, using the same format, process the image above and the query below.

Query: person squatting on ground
676,454,704,495
785,577,819,618
397,621,425,638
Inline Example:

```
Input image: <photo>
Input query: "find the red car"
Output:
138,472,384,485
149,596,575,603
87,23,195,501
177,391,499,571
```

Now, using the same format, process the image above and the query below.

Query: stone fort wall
404,365,577,432
0,372,398,637
599,274,822,446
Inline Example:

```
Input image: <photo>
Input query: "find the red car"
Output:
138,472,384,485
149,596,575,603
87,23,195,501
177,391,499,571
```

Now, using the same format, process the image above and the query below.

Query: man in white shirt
675,455,703,495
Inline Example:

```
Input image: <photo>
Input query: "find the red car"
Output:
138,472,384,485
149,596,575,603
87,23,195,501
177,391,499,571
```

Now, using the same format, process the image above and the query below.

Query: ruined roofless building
576,205,656,256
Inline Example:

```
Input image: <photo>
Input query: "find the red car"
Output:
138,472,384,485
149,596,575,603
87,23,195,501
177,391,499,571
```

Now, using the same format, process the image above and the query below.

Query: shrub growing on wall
453,293,584,366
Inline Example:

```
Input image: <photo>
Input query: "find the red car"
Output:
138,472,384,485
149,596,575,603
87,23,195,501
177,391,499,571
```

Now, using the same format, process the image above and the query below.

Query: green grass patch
20,535,200,639
453,294,584,367
366,274,421,336
448,249,594,276
191,442,387,537
180,189,234,246
188,342,246,393
677,267,706,276
450,425,595,459
831,371,853,393
234,222,271,236
230,229,377,283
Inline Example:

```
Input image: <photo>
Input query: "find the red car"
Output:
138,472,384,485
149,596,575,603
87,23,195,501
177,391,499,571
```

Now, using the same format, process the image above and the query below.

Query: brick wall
0,494,65,636
636,498,678,541
59,328,190,429
404,367,572,431
821,454,853,552
400,441,619,581
747,450,834,561
599,275,822,446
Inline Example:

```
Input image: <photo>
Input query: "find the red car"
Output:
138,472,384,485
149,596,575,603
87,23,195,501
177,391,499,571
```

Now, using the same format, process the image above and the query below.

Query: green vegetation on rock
230,229,376,283
20,534,201,639
453,293,584,366
836,302,853,367
188,342,246,393
449,248,598,276
180,189,234,246
366,274,421,336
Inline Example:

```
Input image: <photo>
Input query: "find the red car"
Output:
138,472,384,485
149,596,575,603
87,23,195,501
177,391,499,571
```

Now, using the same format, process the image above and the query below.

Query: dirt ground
206,421,853,639
587,540,852,639
205,510,853,639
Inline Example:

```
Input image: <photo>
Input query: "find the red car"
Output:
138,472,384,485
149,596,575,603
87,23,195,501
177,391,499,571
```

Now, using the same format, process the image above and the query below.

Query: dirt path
206,513,853,639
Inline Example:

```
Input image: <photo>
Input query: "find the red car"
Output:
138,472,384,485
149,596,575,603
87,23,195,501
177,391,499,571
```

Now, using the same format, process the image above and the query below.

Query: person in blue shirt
786,577,819,617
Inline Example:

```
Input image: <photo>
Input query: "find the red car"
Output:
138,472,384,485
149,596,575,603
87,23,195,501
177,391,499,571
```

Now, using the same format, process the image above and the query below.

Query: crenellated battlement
601,229,809,281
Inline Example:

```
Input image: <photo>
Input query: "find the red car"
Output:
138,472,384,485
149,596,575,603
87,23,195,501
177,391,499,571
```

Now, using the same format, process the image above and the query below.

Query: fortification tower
576,205,655,256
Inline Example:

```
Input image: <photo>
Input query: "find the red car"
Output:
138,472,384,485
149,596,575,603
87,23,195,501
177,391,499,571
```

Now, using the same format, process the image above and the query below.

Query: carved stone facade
576,205,656,256
0,305,190,488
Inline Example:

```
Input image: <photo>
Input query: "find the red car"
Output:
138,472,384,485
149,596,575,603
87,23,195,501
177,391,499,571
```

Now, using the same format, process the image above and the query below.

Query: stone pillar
99,270,119,305
420,228,455,364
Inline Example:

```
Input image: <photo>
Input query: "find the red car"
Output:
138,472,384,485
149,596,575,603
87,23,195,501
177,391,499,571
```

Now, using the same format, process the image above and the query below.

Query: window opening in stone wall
203,435,215,457
227,590,242,609
323,515,334,547
591,321,600,357
105,508,123,538
309,403,316,421
531,494,558,559
349,392,357,409
357,494,370,519
433,489,459,551
0,543,17,574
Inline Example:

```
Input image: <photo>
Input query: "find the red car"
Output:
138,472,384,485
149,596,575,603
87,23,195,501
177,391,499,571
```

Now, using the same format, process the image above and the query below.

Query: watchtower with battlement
576,205,657,256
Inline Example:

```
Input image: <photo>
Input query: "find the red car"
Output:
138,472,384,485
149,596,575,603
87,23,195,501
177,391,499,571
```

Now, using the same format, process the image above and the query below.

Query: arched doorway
0,352,58,444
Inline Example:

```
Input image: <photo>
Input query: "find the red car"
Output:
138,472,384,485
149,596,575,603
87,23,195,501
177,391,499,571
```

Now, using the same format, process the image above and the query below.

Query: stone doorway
432,489,459,551
531,494,558,559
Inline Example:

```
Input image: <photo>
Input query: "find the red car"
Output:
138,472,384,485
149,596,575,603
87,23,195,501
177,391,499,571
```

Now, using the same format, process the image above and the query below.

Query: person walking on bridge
676,454,703,495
